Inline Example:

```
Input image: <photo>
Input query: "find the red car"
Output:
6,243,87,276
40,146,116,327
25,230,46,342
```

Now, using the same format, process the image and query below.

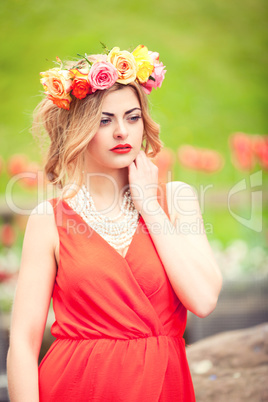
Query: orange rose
70,69,92,99
107,47,137,84
40,68,72,110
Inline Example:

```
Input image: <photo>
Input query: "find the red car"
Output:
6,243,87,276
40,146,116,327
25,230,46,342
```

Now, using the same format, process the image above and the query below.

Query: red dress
38,183,196,401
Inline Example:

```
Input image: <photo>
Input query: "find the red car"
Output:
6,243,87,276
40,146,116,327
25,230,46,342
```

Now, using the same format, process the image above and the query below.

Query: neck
83,166,129,200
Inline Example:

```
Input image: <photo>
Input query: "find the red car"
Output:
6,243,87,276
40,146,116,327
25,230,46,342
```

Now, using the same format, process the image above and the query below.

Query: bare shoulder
166,180,195,194
31,200,55,216
165,181,201,222
26,200,58,249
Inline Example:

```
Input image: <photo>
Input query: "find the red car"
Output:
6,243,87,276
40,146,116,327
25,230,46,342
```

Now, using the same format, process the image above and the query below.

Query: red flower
252,135,268,170
229,132,255,171
200,150,224,172
177,145,200,170
72,79,91,99
1,223,16,248
7,155,42,188
70,69,92,99
153,148,175,181
48,95,71,110
177,145,224,173
7,154,28,176
21,161,41,188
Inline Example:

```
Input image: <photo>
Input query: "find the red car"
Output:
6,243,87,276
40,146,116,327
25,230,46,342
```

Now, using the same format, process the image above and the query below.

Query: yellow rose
132,45,154,83
40,68,72,110
107,47,137,84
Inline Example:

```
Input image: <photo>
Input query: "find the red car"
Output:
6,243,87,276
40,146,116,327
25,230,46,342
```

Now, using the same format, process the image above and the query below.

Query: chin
106,151,137,168
117,159,135,170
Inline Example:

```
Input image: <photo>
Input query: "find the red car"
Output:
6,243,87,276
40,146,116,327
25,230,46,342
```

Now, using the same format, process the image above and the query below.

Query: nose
113,119,128,139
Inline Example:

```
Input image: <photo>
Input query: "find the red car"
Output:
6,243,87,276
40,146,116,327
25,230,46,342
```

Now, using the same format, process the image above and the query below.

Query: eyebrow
102,107,142,117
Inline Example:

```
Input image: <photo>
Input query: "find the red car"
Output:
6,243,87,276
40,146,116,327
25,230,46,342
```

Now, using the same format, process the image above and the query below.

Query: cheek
87,134,101,152
133,120,144,137
139,122,145,140
141,120,145,133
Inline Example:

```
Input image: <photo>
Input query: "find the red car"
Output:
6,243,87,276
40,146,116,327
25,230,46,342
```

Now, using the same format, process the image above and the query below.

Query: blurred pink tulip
229,132,255,171
200,150,225,172
229,132,268,171
7,153,29,176
21,161,42,188
7,154,43,188
252,135,268,170
177,145,224,173
0,271,16,282
1,223,17,248
153,147,175,182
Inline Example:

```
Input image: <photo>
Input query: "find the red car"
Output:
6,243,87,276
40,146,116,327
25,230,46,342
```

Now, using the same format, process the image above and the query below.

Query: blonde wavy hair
33,81,164,199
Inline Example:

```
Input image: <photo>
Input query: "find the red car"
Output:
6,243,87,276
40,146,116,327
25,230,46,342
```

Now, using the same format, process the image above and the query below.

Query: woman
7,45,223,401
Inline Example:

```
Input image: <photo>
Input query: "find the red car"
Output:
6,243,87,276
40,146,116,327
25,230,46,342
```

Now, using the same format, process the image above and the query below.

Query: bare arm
141,181,223,318
128,151,222,317
7,201,58,402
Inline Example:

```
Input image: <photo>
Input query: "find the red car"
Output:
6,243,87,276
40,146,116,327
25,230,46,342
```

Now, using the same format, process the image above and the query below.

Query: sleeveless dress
38,183,196,401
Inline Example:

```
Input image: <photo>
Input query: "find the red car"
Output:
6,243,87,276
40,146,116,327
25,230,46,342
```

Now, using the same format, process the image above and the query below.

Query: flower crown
40,44,166,110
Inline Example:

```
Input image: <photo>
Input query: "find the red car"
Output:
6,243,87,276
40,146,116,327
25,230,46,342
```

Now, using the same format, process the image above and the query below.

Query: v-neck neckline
61,199,143,261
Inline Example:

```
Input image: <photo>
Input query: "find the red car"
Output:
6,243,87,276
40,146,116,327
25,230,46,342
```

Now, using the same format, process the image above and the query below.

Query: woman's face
85,86,144,172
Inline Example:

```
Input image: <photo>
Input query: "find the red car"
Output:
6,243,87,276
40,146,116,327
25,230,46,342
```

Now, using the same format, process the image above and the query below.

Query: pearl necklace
66,184,140,251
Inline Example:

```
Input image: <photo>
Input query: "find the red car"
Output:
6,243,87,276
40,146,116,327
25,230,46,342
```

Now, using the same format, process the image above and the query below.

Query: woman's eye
129,115,142,122
100,119,110,126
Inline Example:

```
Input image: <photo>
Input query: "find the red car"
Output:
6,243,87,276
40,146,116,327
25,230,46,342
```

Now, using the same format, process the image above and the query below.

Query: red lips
110,143,132,150
110,143,132,154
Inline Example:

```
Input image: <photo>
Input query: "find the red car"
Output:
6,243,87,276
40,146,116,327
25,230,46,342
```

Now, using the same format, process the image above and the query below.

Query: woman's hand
128,150,159,215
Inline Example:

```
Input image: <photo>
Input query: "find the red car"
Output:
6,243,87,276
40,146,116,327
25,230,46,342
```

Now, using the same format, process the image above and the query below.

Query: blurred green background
0,0,267,249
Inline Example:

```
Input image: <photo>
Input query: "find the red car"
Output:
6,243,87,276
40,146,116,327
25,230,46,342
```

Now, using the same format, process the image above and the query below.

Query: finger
138,150,146,158
136,150,149,166
128,160,137,171
141,151,152,165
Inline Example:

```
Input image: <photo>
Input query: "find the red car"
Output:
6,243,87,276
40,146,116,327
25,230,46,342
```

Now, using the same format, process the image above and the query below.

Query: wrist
139,200,162,217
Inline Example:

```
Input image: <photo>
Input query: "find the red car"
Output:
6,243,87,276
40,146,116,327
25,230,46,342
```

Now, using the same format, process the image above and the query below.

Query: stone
186,323,268,401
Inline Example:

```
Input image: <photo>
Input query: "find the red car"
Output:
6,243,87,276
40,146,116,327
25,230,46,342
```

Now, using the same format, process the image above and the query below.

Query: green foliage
0,0,267,246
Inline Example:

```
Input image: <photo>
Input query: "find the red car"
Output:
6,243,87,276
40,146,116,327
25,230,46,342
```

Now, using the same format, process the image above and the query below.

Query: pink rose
142,62,166,94
88,62,118,92
148,51,160,64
